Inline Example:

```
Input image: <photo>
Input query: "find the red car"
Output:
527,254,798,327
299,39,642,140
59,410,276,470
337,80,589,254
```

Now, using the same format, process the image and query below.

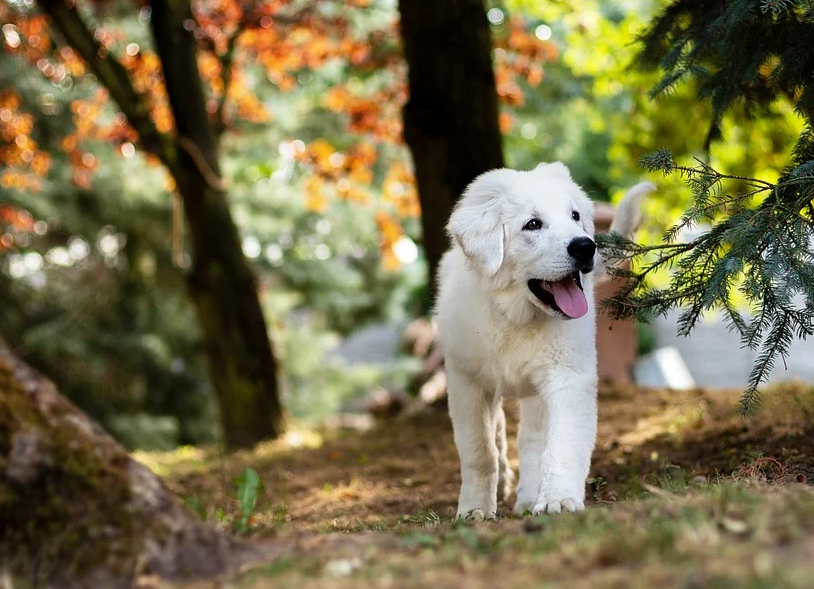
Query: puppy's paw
457,508,497,522
512,498,534,516
464,509,485,522
532,497,585,515
513,483,538,515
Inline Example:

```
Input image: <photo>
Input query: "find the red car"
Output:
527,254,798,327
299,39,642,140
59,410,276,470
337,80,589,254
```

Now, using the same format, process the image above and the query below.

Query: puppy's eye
523,218,543,231
572,211,580,221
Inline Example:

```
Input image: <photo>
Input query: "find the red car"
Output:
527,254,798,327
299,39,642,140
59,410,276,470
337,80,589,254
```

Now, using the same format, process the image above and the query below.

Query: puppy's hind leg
514,395,547,515
447,366,500,521
495,404,514,504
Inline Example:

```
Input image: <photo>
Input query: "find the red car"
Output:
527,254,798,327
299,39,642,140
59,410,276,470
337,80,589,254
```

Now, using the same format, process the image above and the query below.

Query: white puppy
435,162,653,520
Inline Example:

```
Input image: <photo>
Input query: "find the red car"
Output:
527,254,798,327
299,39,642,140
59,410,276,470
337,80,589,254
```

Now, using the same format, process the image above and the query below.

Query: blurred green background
0,0,801,449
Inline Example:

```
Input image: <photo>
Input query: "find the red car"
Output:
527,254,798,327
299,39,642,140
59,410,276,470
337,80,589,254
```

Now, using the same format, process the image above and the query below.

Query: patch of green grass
401,502,442,528
233,557,324,588
202,484,814,589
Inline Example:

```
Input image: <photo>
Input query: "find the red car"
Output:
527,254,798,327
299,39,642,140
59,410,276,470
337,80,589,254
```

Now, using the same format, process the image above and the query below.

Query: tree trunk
148,0,284,449
398,0,505,298
0,340,261,587
38,0,285,449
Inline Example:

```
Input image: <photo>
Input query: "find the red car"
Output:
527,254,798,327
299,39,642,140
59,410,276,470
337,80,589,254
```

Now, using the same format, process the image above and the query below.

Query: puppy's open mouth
528,271,588,319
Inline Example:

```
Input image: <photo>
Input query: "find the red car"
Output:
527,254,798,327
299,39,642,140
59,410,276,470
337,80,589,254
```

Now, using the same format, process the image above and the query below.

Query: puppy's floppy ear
447,170,509,277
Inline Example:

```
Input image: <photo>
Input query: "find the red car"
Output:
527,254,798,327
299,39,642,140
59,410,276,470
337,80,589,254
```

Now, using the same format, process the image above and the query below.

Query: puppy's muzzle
567,237,596,273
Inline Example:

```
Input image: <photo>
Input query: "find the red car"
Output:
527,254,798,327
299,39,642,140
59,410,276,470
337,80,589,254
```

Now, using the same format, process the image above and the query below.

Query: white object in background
633,346,696,390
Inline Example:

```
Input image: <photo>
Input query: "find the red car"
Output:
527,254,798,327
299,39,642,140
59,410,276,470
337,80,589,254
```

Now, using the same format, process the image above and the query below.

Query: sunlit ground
135,382,814,588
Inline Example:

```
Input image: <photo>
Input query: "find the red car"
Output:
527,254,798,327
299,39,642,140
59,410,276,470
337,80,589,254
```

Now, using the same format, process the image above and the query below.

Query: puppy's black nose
567,237,596,264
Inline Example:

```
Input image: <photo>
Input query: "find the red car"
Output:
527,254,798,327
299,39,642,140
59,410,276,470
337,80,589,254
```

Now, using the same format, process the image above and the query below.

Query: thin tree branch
37,0,175,164
214,29,241,135
39,0,225,191
150,0,223,181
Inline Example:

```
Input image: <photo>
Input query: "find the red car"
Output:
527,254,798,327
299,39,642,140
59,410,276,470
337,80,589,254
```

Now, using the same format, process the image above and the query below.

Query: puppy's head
447,162,596,320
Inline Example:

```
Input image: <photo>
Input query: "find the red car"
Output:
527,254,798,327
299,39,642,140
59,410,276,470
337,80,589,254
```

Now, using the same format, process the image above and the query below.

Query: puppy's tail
596,181,656,282
608,181,656,239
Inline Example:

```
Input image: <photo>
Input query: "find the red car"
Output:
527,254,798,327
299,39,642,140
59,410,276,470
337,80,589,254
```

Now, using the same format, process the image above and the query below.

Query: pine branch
742,312,792,415
761,0,794,16
607,147,814,414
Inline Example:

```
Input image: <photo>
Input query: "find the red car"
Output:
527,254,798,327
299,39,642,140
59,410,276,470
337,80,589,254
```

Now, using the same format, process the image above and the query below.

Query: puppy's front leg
447,366,499,521
514,395,547,514
532,371,597,515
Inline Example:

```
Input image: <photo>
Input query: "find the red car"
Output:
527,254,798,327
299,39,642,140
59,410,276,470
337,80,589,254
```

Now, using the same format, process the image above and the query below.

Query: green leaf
183,496,207,521
235,467,263,533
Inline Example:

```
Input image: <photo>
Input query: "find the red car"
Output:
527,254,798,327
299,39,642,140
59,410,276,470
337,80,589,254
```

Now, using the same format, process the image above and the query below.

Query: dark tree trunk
39,0,284,449
398,0,505,298
0,341,261,587
148,0,284,449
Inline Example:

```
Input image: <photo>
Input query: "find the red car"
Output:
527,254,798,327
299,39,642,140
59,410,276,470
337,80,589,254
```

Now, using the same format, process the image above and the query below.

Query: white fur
435,163,652,519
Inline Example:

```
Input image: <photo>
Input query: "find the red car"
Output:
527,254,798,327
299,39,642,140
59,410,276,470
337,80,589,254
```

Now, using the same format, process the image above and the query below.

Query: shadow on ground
138,382,814,536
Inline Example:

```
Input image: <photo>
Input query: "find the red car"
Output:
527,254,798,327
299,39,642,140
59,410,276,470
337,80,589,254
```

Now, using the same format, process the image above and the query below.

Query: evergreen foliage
599,0,814,413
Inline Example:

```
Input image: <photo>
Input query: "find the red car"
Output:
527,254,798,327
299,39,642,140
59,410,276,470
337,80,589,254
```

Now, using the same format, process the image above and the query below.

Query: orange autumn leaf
499,112,515,134
342,186,371,205
375,211,404,271
494,65,525,106
164,171,177,193
0,203,37,253
0,204,33,229
1,170,42,192
494,16,557,106
297,140,379,189
0,89,51,192
304,176,329,213
323,80,406,143
382,162,420,218
121,52,175,134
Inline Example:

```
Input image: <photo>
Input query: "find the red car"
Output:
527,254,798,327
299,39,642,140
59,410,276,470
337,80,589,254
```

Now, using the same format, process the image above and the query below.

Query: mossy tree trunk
0,340,260,587
38,0,283,449
398,0,505,298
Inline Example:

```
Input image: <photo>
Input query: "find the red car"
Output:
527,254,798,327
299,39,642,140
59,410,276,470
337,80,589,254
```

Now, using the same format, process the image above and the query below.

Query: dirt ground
136,382,814,588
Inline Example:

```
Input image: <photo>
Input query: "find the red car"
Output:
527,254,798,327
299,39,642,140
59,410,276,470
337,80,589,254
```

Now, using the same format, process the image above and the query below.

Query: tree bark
39,0,284,449
148,0,284,449
0,340,261,587
398,0,505,298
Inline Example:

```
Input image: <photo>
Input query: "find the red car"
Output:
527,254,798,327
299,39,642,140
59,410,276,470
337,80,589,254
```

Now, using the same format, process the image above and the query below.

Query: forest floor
136,382,814,588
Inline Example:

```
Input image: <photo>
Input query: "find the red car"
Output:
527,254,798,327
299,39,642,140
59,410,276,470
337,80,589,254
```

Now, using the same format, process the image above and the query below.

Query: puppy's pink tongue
547,278,588,318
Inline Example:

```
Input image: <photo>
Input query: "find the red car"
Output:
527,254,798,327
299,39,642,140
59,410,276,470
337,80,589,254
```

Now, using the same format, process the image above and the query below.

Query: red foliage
1,0,555,267
0,90,51,192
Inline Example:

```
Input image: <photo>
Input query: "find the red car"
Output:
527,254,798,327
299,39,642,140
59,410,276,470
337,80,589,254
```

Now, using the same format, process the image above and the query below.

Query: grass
172,483,814,589
139,381,814,588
